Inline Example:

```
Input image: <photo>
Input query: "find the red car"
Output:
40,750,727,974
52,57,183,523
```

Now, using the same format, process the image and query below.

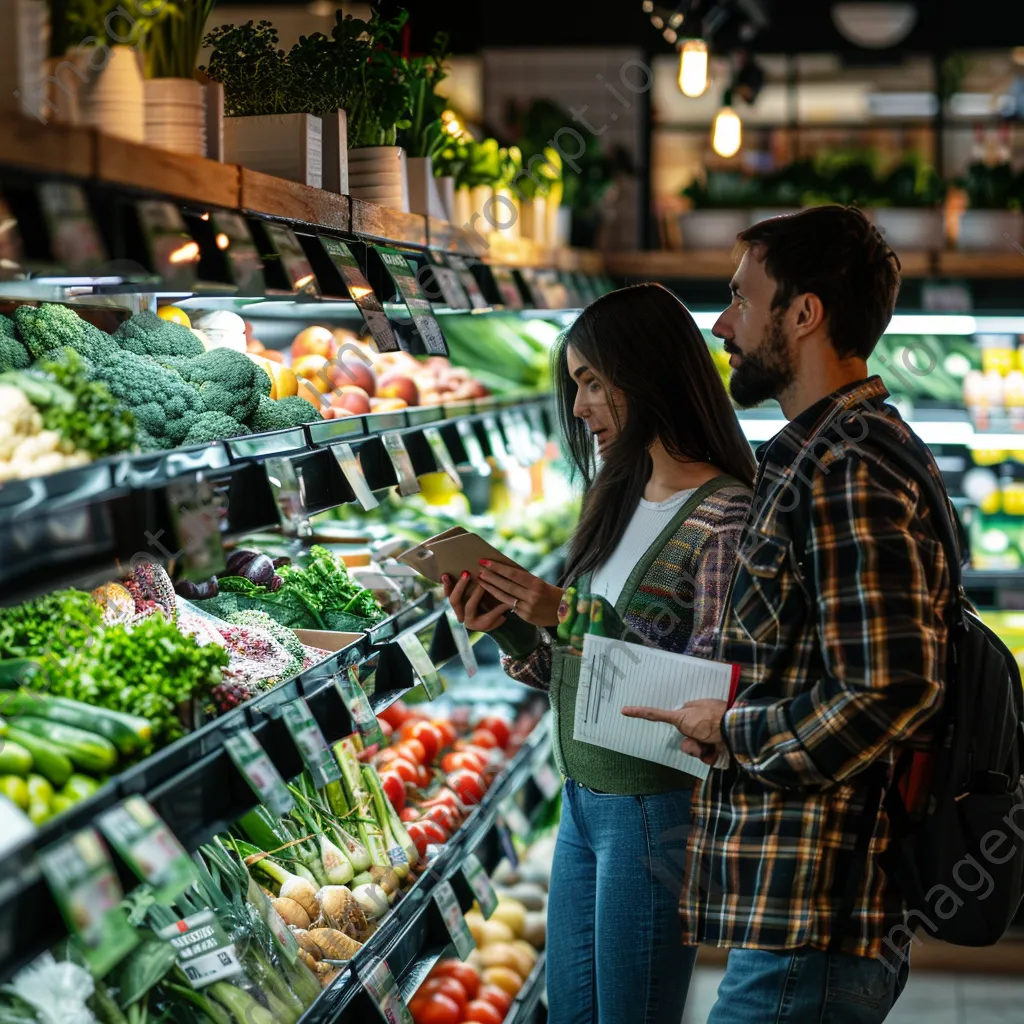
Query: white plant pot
204,82,224,162
453,187,471,227
491,188,520,240
869,208,945,251
78,44,144,143
348,146,407,211
957,210,1024,252
225,113,322,187
679,210,750,250
322,109,348,194
144,78,205,156
469,185,493,229
436,176,455,222
521,196,548,244
406,156,448,219
553,206,572,248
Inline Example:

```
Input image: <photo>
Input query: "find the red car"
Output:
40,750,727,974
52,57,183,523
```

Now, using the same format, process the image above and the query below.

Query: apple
262,349,285,364
376,373,419,407
297,377,327,409
291,325,335,360
246,337,265,353
326,357,376,396
370,397,408,412
292,354,332,393
332,386,372,415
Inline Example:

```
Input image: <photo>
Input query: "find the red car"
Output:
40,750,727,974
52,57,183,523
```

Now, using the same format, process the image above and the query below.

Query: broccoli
13,304,116,364
112,311,205,358
0,315,29,372
274,396,322,427
182,411,250,446
171,348,266,423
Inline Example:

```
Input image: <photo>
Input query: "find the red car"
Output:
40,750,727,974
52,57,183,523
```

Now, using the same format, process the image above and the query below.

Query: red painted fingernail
479,559,490,566
461,570,470,579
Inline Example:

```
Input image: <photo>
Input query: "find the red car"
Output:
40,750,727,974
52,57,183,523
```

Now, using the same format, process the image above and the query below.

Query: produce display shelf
504,953,547,1024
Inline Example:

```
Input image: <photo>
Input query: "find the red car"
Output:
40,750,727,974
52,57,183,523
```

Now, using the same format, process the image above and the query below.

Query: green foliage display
398,32,450,159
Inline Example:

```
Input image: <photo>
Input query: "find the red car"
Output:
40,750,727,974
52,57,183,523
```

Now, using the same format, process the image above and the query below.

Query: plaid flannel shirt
681,376,951,958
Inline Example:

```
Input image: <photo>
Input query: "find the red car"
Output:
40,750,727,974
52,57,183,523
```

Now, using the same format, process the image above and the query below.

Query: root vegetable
308,927,362,961
351,882,390,921
252,856,319,921
315,885,370,939
291,928,323,960
271,896,311,930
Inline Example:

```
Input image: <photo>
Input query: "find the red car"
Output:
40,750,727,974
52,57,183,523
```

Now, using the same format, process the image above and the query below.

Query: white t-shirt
589,488,696,607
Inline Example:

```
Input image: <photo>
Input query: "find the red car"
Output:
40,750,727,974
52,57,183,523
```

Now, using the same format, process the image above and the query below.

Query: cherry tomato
379,700,411,730
476,984,513,1015
405,819,448,858
418,977,468,1014
375,748,401,769
476,716,511,749
455,739,496,758
468,728,499,749
419,787,463,815
399,806,420,822
379,771,406,812
464,1000,503,1024
441,751,486,774
396,738,427,765
409,721,443,762
431,959,480,999
408,991,461,1024
446,768,485,806
389,757,419,784
397,716,427,742
415,762,432,789
431,718,457,747
422,803,460,834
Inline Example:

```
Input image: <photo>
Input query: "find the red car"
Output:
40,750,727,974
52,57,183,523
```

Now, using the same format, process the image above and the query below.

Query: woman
444,282,754,1024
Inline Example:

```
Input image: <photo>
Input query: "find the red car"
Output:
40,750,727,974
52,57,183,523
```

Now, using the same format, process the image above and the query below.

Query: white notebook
572,633,738,780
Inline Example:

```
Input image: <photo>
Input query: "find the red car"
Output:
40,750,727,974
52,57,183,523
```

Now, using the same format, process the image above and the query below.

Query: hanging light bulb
677,38,709,98
711,92,742,158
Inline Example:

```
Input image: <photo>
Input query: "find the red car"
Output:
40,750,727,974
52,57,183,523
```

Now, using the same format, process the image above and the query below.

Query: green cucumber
0,658,43,688
0,740,32,776
10,717,117,774
62,774,100,802
5,727,73,787
1,691,151,757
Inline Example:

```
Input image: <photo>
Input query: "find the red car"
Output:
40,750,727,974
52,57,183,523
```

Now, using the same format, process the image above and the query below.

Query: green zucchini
5,727,73,787
1,690,151,757
0,740,32,776
11,717,117,774
62,774,100,802
0,658,43,689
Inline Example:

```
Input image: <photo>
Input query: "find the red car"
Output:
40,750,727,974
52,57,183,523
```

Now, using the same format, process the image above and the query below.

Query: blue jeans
707,947,911,1023
546,780,697,1024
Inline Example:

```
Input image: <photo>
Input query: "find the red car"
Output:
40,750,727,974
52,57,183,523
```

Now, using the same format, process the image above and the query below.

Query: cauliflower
112,311,206,358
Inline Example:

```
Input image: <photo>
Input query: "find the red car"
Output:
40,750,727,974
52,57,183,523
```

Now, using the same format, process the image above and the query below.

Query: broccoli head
171,348,265,423
13,304,116,364
112,311,205,358
0,315,29,372
182,411,250,446
274,396,322,427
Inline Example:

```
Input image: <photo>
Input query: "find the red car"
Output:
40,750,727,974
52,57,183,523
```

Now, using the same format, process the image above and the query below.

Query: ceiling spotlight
664,27,678,43
831,2,918,49
712,95,742,157
678,37,709,97
642,0,654,11
669,10,684,26
651,15,664,28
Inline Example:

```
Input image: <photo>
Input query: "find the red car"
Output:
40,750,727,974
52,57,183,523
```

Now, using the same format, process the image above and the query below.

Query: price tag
376,245,449,355
245,871,301,963
98,797,195,902
321,237,399,352
396,632,444,699
37,181,107,273
0,190,26,280
281,697,342,789
388,845,408,868
462,852,498,919
491,265,524,309
166,474,226,582
494,815,519,869
445,605,478,677
434,880,476,959
224,728,294,816
360,959,414,1024
456,420,491,476
482,415,514,471
424,427,462,488
336,666,386,746
38,828,138,977
265,456,311,536
331,442,380,511
525,405,548,451
447,253,489,309
136,199,197,290
382,432,422,497
533,760,562,800
209,210,265,294
428,252,471,310
265,222,319,297
157,908,244,989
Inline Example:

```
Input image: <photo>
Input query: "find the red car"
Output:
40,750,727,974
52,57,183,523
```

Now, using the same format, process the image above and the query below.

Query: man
624,205,951,1021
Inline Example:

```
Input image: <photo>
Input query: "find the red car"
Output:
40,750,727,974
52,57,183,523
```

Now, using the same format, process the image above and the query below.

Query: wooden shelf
239,168,349,232
937,251,1024,278
349,197,426,247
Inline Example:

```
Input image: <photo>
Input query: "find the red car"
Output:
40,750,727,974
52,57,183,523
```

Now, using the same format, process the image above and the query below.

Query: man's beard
728,311,795,408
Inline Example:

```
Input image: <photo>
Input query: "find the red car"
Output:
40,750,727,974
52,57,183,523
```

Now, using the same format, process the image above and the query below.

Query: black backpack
795,426,1024,946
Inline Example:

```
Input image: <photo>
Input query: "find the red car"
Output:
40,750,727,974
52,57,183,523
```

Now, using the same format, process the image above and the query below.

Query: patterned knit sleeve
683,488,750,661
491,617,553,693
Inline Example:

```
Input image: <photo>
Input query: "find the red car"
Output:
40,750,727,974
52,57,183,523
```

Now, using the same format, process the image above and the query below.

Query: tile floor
682,967,1024,1023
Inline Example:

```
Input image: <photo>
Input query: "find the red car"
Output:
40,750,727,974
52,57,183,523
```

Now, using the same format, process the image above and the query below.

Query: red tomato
441,751,486,774
418,977,468,1014
420,787,463,815
396,738,427,765
476,715,511,749
464,1000,503,1024
431,718,457,747
379,771,406,812
406,819,449,856
468,728,499,749
397,717,427,742
422,803,460,834
431,959,480,999
446,768,485,806
408,991,461,1024
375,748,401,768
409,721,442,762
378,718,394,740
389,757,419,784
476,984,513,1015
379,700,411,730
399,806,420,822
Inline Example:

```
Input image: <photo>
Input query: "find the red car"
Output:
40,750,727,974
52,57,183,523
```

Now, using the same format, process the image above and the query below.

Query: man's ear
792,292,825,338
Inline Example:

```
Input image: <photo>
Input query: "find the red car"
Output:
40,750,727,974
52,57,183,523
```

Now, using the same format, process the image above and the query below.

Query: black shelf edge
505,953,547,1023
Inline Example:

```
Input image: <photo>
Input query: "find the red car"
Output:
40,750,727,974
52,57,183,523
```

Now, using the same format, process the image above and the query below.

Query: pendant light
677,37,709,97
711,89,742,158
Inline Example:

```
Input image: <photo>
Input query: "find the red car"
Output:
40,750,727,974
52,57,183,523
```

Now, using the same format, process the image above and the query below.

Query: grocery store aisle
681,967,1024,1023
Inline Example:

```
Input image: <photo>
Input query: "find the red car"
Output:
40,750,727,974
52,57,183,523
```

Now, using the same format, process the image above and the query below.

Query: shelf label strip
434,879,476,960
382,432,422,497
224,727,294,816
281,696,343,789
396,631,444,700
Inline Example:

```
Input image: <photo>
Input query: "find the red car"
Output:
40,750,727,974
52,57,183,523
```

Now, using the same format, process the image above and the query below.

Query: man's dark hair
736,205,902,361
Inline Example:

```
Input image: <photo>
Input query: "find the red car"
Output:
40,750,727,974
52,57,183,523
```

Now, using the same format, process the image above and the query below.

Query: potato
477,919,515,947
491,898,526,938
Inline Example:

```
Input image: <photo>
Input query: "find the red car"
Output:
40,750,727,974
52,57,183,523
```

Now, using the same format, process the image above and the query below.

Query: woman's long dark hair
557,282,755,583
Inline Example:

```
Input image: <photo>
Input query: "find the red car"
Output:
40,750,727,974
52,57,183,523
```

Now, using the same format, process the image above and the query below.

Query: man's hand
621,698,730,767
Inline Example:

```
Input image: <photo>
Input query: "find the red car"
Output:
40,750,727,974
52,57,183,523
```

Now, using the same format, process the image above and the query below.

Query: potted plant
399,32,449,218
141,0,215,156
435,136,471,224
868,160,947,251
956,162,1024,251
680,172,758,249
458,137,502,228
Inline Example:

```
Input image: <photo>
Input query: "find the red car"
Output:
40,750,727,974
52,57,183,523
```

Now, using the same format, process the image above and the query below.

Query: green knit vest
549,476,736,795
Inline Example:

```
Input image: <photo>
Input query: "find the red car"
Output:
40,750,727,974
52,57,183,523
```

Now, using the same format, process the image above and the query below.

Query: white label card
382,432,421,497
434,880,476,959
224,729,294,816
462,852,497,919
331,442,380,511
424,427,462,488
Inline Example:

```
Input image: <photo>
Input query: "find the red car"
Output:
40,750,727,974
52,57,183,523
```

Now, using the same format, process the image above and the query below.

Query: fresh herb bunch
62,0,176,52
399,31,450,160
37,348,136,458
201,20,298,117
343,9,412,147
142,0,216,79
0,588,103,658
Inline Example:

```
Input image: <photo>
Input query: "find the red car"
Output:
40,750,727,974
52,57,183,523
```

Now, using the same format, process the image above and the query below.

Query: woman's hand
475,560,563,628
442,571,514,632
